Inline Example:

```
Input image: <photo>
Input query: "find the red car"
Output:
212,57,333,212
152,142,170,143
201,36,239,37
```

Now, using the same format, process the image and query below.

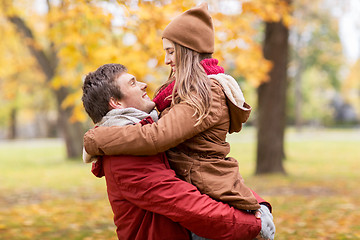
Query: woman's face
162,38,176,73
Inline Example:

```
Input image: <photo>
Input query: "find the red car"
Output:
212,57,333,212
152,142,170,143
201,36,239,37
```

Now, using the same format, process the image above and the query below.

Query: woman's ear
109,97,122,109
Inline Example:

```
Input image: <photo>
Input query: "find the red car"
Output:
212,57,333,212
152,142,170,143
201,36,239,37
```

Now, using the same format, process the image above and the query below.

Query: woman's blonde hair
157,43,212,126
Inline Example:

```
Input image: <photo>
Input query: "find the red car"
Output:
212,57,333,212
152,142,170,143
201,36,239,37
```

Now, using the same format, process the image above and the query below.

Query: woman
84,3,274,240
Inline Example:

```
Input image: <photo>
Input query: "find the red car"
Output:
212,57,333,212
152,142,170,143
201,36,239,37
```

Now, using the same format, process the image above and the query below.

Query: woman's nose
165,55,171,65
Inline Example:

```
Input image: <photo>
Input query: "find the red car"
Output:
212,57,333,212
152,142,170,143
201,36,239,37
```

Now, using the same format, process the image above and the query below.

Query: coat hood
208,74,251,133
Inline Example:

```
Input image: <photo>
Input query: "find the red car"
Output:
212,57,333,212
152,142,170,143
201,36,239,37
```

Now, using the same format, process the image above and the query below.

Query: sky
338,0,360,63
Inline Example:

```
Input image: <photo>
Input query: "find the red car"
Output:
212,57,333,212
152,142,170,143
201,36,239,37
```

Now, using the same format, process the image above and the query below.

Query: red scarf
153,58,224,112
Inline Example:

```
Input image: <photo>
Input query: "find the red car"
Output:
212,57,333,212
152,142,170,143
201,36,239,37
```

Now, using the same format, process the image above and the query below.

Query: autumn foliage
0,0,292,124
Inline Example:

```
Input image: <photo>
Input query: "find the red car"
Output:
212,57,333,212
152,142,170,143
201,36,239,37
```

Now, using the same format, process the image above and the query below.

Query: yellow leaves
61,90,87,123
1,0,23,17
45,1,122,122
1,0,294,123
213,10,274,86
232,45,273,86
243,0,293,26
51,69,82,90
2,80,19,100
282,13,293,27
61,90,81,110
48,7,111,48
137,5,155,21
50,76,62,90
70,101,87,123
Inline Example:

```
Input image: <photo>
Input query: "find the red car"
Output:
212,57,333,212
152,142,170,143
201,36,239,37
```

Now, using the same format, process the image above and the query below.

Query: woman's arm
84,81,225,156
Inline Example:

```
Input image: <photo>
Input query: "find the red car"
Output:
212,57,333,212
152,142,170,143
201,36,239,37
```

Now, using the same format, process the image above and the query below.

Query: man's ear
109,97,122,109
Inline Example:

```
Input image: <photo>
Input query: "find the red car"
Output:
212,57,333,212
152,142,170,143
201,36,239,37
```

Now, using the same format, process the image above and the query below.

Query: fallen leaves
0,189,116,240
1,129,359,239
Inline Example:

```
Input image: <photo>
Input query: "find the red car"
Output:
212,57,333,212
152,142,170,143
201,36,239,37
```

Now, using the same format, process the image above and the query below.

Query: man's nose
141,82,147,90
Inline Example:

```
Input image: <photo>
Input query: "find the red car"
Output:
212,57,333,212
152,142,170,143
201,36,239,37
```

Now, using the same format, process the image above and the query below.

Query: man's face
115,72,155,113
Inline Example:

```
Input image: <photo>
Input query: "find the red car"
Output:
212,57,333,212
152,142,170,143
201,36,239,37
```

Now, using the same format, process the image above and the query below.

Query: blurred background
0,0,359,239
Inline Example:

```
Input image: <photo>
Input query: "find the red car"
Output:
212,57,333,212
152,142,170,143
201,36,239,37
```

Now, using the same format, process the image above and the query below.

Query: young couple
82,3,275,240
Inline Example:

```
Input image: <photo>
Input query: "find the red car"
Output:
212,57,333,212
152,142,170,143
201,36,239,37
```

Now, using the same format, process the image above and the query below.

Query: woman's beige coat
84,75,260,210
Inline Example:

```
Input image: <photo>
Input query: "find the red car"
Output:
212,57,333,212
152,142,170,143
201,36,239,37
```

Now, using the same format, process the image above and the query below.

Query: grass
0,127,359,239
229,127,360,240
0,139,112,240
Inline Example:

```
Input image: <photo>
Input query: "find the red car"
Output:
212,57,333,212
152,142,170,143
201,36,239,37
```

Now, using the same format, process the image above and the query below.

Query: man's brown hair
82,64,127,123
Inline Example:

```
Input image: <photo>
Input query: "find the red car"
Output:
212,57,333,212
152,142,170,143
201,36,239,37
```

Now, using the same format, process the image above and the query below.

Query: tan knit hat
162,2,214,54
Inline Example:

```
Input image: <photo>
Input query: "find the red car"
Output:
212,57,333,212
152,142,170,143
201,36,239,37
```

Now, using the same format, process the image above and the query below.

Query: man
82,63,273,240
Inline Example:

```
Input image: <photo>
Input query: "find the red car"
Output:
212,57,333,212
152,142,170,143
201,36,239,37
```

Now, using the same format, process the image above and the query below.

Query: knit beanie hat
162,2,214,54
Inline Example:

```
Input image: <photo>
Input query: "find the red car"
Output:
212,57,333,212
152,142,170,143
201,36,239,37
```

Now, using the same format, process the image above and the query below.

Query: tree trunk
256,12,290,174
7,107,17,139
54,88,85,158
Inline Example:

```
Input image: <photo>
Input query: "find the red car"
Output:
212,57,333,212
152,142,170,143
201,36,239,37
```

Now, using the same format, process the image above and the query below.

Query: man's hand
82,147,98,163
255,204,275,240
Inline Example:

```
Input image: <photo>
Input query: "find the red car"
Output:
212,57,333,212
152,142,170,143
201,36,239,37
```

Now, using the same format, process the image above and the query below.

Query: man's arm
105,154,262,240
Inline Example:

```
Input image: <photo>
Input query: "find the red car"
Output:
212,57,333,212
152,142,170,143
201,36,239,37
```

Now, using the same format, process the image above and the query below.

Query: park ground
0,127,359,240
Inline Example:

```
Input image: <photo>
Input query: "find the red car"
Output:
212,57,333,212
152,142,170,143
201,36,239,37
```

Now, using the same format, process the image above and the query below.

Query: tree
339,0,360,123
342,59,360,120
289,0,344,129
0,0,117,158
0,13,47,140
0,0,291,161
5,11,84,158
256,0,292,175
